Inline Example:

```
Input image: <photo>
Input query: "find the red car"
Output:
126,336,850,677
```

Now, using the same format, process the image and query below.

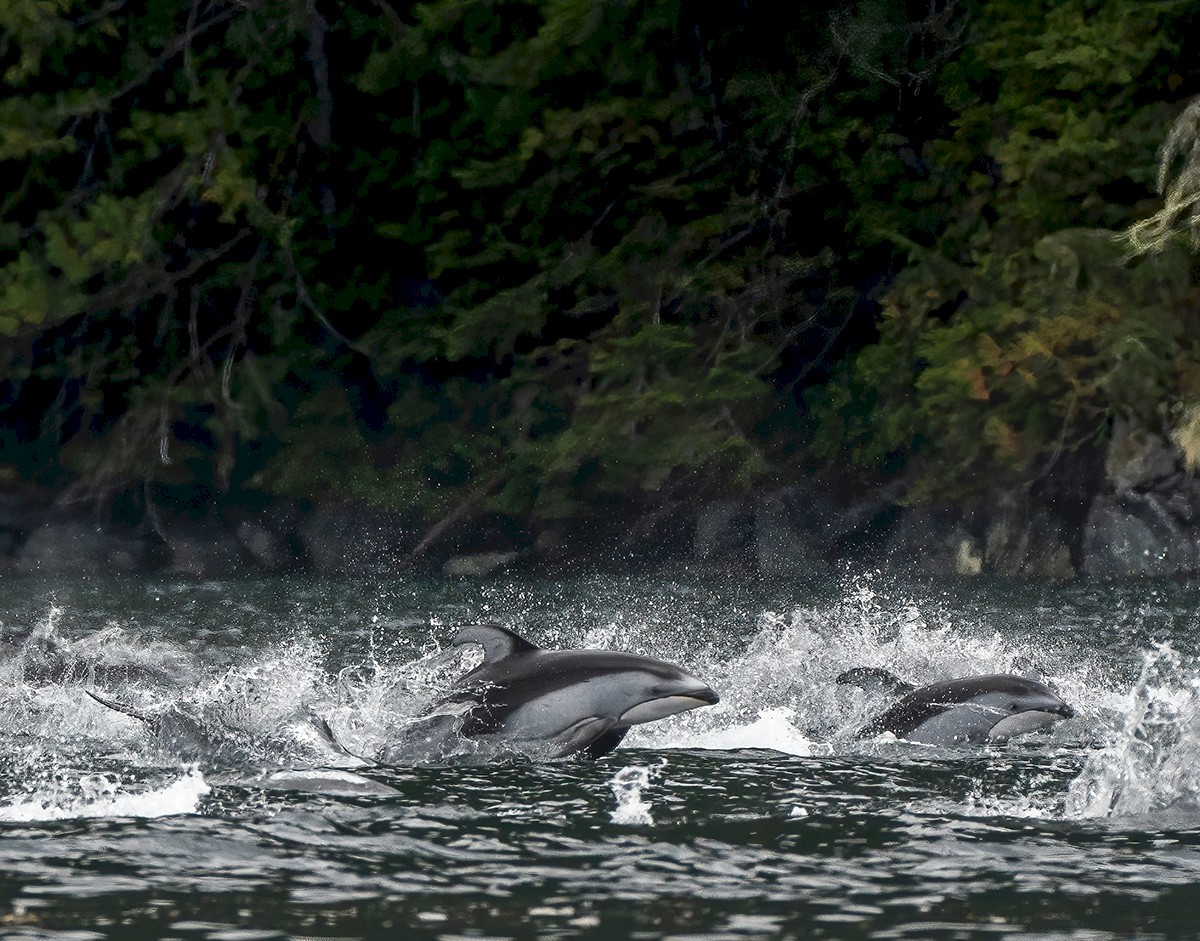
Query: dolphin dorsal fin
835,666,916,697
86,690,152,724
452,623,540,663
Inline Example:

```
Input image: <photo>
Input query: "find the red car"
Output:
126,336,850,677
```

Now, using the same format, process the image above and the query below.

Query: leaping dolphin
378,623,720,762
88,692,400,796
86,690,249,763
836,667,1074,745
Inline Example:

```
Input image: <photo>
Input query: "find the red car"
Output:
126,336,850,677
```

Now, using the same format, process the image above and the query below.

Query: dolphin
836,668,1074,745
87,692,401,796
377,623,720,762
86,690,248,763
220,768,400,798
3,623,200,689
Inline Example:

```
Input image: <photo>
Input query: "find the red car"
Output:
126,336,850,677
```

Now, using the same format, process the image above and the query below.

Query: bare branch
1126,96,1200,255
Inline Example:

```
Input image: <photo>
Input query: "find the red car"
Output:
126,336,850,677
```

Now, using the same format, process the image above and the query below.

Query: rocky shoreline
2,422,1198,582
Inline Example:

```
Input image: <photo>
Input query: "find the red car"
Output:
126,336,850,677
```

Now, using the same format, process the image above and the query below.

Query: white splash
628,573,1094,755
652,707,814,756
1065,645,1200,819
609,763,661,825
0,768,210,822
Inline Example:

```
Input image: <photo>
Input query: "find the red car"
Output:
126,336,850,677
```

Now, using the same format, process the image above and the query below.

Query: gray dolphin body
837,668,1074,745
88,692,399,795
86,690,252,763
388,623,719,761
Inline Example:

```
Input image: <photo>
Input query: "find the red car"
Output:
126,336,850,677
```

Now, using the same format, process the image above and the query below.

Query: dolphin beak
618,683,720,725
1057,701,1075,719
693,685,720,706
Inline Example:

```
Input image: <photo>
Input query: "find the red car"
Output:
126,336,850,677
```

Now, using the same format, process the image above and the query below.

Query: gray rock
296,504,416,575
983,490,1076,581
14,520,148,576
694,498,753,561
161,523,248,579
1081,492,1198,579
1105,419,1180,492
443,550,519,578
235,520,297,572
885,504,976,575
746,481,904,576
753,489,825,577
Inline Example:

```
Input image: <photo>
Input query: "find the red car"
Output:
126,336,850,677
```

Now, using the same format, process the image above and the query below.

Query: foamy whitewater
609,763,662,825
0,574,1198,941
0,574,1173,820
0,768,210,822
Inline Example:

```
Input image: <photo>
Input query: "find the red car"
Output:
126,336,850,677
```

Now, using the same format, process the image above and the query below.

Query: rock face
14,520,150,577
693,498,754,565
3,419,1200,581
691,481,901,578
295,504,417,575
158,522,249,579
753,489,823,577
885,503,979,577
1081,493,1197,578
443,551,520,578
981,490,1076,581
1078,421,1200,580
235,520,297,573
1104,419,1179,492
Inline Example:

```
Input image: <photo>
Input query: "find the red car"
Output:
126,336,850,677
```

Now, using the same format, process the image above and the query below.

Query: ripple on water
0,575,1197,940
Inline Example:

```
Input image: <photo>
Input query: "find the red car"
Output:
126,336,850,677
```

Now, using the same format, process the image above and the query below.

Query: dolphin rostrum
836,667,1074,745
384,623,720,761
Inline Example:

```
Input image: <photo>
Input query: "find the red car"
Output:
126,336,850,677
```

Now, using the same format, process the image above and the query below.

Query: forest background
3,0,1200,578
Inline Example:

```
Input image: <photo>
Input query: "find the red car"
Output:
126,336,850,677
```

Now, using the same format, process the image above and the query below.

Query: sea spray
650,706,816,756
609,762,664,825
1065,644,1200,818
0,767,210,822
627,573,1093,753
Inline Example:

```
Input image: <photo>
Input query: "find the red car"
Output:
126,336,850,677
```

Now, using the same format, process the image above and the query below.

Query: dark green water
1,573,1199,940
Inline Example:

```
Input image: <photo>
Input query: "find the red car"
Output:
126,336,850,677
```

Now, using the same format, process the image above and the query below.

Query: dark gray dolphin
86,690,242,762
392,623,720,761
87,692,397,796
837,668,1074,745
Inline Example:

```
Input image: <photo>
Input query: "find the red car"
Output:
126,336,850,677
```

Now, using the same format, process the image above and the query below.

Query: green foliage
2,0,1199,529
808,0,1200,497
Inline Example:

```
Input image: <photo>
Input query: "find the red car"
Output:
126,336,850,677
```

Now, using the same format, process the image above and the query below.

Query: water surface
0,572,1198,940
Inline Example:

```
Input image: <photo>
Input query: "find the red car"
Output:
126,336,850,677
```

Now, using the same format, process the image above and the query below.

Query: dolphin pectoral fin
581,726,629,760
545,716,624,760
452,623,540,663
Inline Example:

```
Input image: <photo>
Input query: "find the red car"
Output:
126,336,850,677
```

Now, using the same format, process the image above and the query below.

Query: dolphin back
453,623,540,663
